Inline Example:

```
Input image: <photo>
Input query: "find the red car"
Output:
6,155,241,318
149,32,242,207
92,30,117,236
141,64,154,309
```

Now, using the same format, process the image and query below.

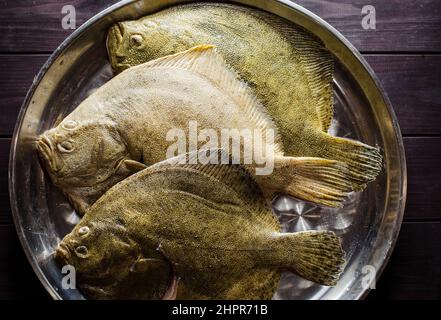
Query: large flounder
55,150,346,300
107,2,382,189
37,46,353,215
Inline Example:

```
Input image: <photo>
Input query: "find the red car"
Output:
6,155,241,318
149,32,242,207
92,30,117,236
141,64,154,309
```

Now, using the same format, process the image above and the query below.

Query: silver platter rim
9,0,407,300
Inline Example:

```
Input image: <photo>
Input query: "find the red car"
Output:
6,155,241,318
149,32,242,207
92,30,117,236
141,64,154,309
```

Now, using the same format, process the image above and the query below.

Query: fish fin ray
143,45,284,154
318,132,383,191
259,156,352,208
65,192,90,216
276,24,334,132
282,231,345,286
224,269,280,299
147,149,280,229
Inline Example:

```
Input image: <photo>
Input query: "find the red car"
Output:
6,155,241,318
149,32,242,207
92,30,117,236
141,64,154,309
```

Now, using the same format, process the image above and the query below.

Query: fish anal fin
276,23,335,132
224,269,281,300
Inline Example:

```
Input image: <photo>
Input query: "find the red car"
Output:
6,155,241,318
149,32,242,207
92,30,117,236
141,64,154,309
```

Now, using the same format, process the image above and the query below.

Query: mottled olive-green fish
55,151,346,299
55,217,174,299
38,45,354,215
107,2,382,189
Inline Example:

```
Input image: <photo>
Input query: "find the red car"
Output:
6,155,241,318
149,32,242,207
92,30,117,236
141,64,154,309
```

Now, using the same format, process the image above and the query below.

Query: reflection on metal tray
9,0,406,300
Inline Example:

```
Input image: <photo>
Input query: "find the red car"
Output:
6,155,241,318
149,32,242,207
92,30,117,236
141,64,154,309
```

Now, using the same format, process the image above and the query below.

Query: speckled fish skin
55,152,346,300
107,2,382,190
55,217,173,299
37,46,355,215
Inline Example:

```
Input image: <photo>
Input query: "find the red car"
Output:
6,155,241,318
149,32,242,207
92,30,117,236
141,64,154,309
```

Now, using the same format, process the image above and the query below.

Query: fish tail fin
259,156,352,208
318,132,383,191
278,231,345,286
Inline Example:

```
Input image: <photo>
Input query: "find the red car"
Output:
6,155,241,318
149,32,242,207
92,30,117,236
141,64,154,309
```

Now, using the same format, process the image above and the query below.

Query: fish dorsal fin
142,45,284,154
275,24,335,132
146,149,280,230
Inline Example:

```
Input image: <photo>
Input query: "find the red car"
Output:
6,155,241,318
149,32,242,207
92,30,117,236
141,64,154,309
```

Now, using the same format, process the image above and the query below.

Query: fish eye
62,120,78,131
78,226,90,236
130,34,144,48
57,140,74,153
75,246,89,258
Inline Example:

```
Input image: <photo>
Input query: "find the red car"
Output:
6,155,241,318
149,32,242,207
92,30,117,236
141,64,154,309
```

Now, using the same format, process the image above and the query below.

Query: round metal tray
9,0,406,300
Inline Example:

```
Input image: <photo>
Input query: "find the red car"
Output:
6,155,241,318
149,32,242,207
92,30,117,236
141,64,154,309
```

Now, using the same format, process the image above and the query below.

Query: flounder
55,150,346,300
107,2,382,188
38,45,354,215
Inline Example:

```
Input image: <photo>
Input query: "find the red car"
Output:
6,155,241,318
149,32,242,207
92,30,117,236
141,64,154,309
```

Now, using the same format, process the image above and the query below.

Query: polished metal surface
9,0,406,300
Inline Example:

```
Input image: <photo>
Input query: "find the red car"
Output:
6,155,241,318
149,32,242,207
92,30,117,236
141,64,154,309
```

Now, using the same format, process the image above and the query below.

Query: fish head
107,18,188,73
55,219,137,281
37,118,129,189
55,218,173,299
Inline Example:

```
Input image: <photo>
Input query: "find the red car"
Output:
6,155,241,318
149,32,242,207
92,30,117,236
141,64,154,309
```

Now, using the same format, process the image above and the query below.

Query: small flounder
38,46,354,215
55,150,346,300
107,2,382,189
55,219,173,299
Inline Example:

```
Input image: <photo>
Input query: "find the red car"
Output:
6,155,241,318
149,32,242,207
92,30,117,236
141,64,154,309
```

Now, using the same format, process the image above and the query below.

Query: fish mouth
37,134,60,172
107,23,129,72
55,243,71,264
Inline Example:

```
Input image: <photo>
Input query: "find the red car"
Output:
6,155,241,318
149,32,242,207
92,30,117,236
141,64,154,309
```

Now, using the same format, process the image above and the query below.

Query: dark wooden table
0,0,440,300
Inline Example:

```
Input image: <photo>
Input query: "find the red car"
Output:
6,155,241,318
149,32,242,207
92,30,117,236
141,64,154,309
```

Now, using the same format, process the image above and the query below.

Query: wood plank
0,0,116,52
365,55,441,136
1,54,441,136
1,137,440,223
0,55,48,136
403,137,441,220
0,138,11,224
0,222,439,299
367,222,441,300
295,0,441,53
0,1,440,52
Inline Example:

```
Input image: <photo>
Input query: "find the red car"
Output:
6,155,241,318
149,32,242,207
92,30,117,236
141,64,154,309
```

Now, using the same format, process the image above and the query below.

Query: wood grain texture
0,55,48,136
0,139,11,224
1,54,441,136
404,137,441,220
1,137,440,224
295,0,441,53
1,0,441,52
365,55,441,136
0,0,115,52
0,0,440,301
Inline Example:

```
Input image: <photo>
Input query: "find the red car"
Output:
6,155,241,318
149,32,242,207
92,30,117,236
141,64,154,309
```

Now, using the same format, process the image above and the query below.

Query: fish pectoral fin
130,257,164,273
123,159,147,173
65,192,91,216
162,273,180,300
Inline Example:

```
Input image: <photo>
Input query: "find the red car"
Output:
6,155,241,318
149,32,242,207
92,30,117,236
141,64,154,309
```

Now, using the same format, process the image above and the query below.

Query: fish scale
107,2,382,190
38,45,357,216
56,152,346,299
